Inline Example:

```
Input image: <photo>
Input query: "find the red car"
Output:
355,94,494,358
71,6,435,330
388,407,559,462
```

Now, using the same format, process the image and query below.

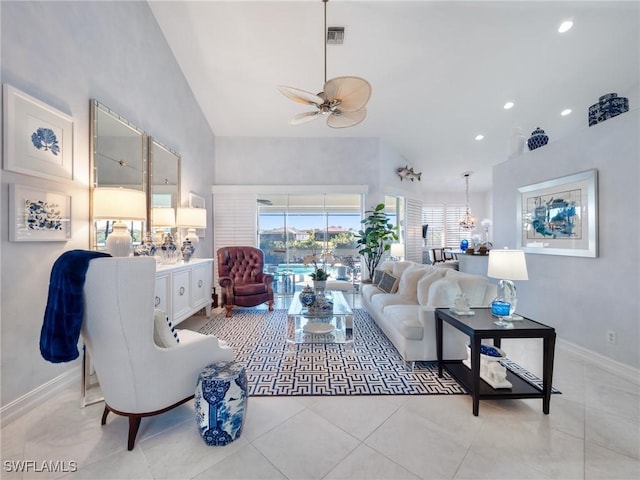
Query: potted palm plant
355,203,399,282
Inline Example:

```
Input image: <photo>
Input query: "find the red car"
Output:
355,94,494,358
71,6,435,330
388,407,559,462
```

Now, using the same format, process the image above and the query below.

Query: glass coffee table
287,290,353,344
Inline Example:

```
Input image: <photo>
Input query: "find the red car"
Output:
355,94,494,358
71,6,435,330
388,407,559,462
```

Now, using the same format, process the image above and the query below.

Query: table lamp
390,243,404,261
93,187,147,257
152,207,176,243
176,207,207,250
487,248,528,325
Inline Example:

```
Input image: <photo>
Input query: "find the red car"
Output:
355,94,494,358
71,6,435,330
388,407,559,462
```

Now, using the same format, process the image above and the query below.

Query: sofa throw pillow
416,269,447,305
396,265,430,302
153,309,180,348
379,260,395,273
372,269,385,286
426,277,462,307
392,261,414,278
378,271,400,293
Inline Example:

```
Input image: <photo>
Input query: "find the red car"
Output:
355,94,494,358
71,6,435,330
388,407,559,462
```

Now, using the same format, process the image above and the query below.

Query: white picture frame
9,183,72,242
516,169,598,257
3,84,74,181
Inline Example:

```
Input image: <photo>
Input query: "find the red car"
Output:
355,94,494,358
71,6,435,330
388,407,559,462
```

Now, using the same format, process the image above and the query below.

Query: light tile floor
2,295,639,479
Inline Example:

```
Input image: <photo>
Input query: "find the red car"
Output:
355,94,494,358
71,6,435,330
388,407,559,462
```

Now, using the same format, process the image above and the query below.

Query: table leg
436,312,443,377
542,332,556,414
471,335,481,416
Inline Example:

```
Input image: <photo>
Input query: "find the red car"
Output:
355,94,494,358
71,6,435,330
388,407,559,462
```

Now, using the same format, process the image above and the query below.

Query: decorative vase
508,127,525,157
527,127,549,150
299,284,316,307
159,233,179,264
134,232,157,257
308,292,333,315
460,239,469,252
181,239,195,262
313,280,327,295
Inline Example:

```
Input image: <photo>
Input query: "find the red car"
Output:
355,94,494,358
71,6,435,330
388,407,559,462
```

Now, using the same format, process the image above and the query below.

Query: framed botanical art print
3,84,74,181
516,169,598,257
9,183,72,242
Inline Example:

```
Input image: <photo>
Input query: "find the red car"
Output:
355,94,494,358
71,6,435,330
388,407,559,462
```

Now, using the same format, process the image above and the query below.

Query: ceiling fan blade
277,85,324,106
323,76,372,112
327,108,367,129
291,111,321,125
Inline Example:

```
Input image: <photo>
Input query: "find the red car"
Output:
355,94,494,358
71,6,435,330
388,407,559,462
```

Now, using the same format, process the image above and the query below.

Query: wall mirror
149,137,181,241
90,100,147,250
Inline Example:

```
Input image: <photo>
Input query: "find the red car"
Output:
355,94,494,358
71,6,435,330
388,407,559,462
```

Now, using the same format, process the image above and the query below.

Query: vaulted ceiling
149,1,639,192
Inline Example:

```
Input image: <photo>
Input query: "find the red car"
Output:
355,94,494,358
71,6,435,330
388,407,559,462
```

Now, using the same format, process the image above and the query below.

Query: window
258,193,362,273
423,204,469,248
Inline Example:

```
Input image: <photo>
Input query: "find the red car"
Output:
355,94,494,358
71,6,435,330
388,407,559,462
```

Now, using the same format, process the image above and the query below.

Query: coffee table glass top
287,291,353,344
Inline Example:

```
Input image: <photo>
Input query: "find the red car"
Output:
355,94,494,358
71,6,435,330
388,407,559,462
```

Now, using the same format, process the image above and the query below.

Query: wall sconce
93,187,147,257
176,207,207,251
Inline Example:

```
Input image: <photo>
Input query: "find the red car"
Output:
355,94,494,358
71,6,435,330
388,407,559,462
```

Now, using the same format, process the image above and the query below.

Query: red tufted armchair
217,246,274,317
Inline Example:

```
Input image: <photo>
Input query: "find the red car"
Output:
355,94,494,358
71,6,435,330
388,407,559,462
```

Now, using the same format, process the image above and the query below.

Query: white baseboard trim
557,338,640,386
0,366,80,429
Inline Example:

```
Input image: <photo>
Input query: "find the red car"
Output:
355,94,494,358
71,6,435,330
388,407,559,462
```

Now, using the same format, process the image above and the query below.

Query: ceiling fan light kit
278,0,371,129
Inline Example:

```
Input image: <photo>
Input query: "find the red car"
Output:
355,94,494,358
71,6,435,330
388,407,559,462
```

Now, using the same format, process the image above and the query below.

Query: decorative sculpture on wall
396,166,421,182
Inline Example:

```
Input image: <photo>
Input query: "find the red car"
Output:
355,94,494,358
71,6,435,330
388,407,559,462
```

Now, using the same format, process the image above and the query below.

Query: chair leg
268,300,274,311
224,305,233,318
127,416,142,451
101,406,110,425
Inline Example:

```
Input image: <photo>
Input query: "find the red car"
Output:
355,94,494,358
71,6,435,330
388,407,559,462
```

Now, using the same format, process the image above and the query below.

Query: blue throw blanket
40,250,111,363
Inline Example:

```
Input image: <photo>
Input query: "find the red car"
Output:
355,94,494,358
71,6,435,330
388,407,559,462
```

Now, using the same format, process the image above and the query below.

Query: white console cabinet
155,258,213,325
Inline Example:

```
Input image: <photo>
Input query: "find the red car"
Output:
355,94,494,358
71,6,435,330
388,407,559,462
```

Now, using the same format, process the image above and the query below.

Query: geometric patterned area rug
199,308,466,396
198,308,558,397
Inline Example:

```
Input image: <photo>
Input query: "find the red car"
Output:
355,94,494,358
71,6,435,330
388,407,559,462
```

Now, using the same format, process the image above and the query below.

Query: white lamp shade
390,243,404,258
93,187,147,221
152,207,176,227
487,249,529,281
176,207,207,228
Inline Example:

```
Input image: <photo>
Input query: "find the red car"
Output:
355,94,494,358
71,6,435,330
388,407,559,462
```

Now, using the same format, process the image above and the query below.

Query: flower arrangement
304,252,331,281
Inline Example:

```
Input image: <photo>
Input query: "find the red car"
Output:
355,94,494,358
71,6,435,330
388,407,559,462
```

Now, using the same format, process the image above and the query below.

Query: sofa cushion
371,292,415,312
378,271,400,293
372,269,385,286
426,277,463,307
153,309,180,348
392,261,414,278
360,283,383,303
416,269,447,306
396,265,430,302
383,304,424,340
444,270,489,305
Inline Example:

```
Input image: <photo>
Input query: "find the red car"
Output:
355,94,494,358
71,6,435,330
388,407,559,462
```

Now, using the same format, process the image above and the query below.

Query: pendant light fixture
459,172,476,230
277,0,371,128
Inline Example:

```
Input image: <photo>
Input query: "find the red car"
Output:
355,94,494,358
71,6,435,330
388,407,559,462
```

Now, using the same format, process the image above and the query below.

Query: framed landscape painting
3,84,74,181
9,184,72,242
516,169,598,257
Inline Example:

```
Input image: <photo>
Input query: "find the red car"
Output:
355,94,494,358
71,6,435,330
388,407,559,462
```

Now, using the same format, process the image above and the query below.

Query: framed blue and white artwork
3,84,74,182
516,169,598,257
9,184,72,242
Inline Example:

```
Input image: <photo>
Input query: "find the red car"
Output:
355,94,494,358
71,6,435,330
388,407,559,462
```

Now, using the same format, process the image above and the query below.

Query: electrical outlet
607,330,617,344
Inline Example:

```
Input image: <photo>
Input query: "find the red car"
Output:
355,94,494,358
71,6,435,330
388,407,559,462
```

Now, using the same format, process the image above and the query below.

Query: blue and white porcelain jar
527,127,549,151
299,285,316,307
181,239,195,262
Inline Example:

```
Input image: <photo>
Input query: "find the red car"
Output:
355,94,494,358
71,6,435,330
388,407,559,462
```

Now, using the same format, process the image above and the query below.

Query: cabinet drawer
191,263,211,310
172,270,192,324
154,274,170,314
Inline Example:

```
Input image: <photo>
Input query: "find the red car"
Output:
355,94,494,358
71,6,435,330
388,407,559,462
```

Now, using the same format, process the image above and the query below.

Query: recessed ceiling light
503,101,514,110
561,108,572,116
475,134,484,141
558,20,573,33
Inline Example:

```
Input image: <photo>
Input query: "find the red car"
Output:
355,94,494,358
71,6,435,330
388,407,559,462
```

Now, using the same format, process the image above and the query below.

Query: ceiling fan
278,0,371,129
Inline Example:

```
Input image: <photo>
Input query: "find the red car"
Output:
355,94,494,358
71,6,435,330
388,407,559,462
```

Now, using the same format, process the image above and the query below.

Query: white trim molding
212,184,368,195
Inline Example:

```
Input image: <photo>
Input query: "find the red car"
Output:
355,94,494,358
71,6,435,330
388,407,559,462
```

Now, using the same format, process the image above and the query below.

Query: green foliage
355,203,399,280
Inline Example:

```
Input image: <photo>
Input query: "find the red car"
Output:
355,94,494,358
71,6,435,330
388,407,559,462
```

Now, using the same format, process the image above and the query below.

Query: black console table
435,308,556,416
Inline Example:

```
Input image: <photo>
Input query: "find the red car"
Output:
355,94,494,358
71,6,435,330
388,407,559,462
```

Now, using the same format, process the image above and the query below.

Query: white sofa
360,260,497,367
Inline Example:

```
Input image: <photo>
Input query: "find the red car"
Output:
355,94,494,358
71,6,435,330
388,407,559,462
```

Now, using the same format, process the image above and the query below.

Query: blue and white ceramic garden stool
195,361,248,446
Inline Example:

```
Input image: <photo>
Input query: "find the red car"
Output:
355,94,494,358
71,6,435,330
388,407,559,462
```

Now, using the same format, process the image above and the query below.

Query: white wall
493,110,639,369
1,1,216,406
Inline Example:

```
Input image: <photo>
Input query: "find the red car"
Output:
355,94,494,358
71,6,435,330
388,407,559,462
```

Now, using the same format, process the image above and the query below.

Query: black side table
435,308,556,416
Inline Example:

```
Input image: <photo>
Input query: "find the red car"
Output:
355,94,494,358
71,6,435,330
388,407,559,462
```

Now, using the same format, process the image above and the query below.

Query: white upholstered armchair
81,257,234,450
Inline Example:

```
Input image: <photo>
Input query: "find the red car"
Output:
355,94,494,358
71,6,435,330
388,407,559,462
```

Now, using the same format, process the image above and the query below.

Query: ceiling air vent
327,26,345,44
